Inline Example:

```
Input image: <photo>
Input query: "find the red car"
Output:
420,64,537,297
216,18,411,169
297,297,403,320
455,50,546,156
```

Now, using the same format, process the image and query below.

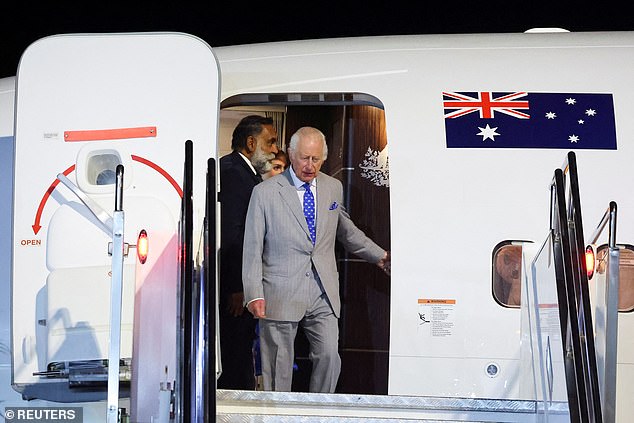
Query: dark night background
1,2,632,78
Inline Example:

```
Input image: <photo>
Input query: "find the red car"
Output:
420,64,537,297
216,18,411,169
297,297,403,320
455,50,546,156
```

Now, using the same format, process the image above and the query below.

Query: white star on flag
477,124,500,141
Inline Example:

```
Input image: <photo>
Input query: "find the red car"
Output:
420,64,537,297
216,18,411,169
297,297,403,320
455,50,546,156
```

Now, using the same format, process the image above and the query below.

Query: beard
251,145,275,174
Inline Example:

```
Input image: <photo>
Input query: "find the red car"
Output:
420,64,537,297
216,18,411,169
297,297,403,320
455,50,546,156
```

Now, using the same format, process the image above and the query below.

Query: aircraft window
595,244,634,312
492,242,522,308
86,152,121,186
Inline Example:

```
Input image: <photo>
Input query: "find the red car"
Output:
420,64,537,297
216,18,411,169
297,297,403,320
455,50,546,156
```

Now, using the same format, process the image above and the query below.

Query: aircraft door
12,33,219,421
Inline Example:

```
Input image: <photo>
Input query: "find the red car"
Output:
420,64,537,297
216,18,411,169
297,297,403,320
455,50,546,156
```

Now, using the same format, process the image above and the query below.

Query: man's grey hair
288,127,328,160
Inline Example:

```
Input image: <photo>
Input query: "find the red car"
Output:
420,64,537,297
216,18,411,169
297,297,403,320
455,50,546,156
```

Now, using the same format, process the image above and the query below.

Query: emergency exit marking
21,239,42,246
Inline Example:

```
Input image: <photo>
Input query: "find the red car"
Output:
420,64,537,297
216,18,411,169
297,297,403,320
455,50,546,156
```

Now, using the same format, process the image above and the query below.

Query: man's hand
228,292,245,317
247,299,267,319
377,250,391,276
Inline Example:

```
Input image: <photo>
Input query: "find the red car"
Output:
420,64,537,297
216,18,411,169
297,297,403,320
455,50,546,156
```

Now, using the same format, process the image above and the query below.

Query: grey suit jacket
242,169,385,321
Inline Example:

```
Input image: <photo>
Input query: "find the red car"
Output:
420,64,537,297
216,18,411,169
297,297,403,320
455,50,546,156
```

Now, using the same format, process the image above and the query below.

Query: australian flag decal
443,92,617,149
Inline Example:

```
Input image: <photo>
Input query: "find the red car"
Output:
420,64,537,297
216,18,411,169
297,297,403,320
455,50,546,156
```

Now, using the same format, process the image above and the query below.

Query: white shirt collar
238,151,257,175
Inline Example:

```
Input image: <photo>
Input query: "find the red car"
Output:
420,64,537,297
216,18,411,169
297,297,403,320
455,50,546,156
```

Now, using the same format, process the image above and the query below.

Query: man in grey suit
242,126,390,393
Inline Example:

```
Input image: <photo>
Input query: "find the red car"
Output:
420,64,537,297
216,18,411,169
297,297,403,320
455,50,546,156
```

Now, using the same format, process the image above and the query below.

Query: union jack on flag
443,92,530,119
443,91,617,149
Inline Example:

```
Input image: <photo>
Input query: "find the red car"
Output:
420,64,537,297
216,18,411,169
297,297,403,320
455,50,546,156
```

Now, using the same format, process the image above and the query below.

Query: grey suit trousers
258,269,341,392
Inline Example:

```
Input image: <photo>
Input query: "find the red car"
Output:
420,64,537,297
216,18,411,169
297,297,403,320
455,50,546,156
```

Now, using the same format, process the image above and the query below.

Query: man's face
250,124,278,174
290,134,324,183
255,124,278,155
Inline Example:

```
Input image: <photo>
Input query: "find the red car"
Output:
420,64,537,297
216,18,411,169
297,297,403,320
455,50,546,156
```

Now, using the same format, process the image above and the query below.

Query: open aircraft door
11,33,219,421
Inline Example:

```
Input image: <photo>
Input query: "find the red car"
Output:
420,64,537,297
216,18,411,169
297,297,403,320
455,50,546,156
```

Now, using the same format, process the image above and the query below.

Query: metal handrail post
107,165,125,423
602,202,619,423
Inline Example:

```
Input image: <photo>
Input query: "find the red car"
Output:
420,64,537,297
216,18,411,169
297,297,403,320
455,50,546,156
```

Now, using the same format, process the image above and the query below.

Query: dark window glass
492,242,522,307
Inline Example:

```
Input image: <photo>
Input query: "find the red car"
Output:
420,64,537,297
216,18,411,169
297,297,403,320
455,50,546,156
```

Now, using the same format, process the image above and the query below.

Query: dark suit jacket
219,151,262,302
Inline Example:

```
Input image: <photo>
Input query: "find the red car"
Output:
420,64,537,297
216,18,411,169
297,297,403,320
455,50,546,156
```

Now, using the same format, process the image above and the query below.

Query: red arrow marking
32,164,76,235
31,156,182,235
131,155,183,198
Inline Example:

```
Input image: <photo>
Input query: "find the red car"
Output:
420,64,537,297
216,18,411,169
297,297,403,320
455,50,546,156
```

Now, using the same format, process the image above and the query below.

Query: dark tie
303,182,316,245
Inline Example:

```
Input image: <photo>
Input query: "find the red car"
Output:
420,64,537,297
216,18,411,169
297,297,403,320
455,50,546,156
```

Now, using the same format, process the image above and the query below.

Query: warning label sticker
417,298,456,337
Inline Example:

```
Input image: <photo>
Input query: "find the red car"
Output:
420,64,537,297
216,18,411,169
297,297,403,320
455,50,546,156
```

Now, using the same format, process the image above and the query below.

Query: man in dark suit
218,115,278,389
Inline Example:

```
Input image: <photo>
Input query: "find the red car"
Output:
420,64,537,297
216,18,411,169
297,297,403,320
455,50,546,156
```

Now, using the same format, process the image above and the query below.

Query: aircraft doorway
219,93,391,394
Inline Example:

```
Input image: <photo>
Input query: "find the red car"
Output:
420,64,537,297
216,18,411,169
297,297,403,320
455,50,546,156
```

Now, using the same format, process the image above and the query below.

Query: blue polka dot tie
303,182,316,245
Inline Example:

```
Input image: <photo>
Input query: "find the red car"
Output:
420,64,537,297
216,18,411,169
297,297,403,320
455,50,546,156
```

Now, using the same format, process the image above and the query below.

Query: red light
585,245,595,280
137,230,149,264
